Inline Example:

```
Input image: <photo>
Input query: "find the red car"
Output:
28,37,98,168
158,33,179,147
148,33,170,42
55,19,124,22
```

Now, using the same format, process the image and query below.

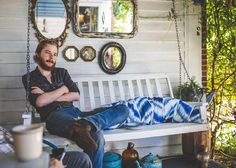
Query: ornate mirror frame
80,46,96,62
31,0,71,46
99,42,126,74
72,0,138,39
63,46,80,62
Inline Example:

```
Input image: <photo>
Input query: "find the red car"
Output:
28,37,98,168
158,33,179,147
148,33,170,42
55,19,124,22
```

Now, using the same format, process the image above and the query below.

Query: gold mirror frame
63,46,80,62
80,46,96,62
31,0,71,46
72,0,138,39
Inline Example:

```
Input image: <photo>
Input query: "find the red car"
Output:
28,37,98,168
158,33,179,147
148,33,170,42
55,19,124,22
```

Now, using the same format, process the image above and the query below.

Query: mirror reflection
35,0,67,38
99,42,126,74
63,46,80,62
31,0,70,46
80,46,96,62
104,47,122,69
73,0,138,38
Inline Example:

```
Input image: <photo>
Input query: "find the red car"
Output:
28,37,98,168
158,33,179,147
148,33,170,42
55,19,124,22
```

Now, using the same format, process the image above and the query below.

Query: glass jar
122,142,139,168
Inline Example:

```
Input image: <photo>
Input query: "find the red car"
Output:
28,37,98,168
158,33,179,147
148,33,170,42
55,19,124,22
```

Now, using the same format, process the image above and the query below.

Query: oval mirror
31,0,71,46
63,46,80,62
72,0,138,38
99,42,126,74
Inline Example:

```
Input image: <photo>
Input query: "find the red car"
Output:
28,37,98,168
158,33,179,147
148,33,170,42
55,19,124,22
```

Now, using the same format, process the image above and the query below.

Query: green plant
206,0,236,165
176,78,203,101
113,1,133,33
216,123,236,156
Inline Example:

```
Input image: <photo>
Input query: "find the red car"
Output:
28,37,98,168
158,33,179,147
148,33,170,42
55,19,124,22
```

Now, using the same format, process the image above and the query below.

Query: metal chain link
172,0,192,85
26,0,31,112
172,0,202,100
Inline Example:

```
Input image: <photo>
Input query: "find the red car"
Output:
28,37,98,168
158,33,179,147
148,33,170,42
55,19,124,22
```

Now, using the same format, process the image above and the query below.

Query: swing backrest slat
73,74,174,110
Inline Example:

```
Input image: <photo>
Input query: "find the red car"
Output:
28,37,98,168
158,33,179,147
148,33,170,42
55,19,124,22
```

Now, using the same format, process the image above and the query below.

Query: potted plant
175,78,204,102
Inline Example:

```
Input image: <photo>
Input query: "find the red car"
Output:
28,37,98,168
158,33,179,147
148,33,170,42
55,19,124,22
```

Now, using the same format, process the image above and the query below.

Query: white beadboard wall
0,0,201,125
0,0,201,156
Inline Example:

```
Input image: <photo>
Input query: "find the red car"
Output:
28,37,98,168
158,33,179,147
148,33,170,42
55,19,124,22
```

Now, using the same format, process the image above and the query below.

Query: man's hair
33,39,59,63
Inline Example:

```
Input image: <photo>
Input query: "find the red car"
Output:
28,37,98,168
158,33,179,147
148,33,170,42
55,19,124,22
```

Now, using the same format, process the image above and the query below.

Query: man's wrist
61,85,69,94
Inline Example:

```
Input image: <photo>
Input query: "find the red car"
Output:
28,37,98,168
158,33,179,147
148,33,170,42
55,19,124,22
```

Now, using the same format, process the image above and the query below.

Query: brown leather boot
70,119,98,151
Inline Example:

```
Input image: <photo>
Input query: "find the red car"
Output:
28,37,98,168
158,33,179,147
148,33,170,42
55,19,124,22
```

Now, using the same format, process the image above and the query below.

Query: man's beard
37,56,56,71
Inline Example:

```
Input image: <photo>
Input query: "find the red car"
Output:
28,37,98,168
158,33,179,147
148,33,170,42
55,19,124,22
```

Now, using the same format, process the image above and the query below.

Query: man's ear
33,54,39,63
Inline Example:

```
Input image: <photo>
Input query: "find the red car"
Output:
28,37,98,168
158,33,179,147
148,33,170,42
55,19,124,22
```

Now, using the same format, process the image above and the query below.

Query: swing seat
38,73,209,151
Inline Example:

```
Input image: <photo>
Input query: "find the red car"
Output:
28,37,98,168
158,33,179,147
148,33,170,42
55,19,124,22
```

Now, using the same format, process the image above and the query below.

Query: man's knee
91,130,105,148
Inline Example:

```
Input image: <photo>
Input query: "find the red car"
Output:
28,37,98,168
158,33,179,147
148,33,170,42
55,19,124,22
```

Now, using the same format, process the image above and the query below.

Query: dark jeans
45,104,129,168
63,151,92,168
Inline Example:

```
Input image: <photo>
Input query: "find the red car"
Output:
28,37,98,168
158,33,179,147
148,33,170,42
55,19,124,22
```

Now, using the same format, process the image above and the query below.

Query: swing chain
172,0,204,101
172,0,192,84
26,0,31,112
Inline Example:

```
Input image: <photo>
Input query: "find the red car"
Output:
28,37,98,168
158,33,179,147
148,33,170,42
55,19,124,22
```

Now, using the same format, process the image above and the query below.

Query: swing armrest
187,102,208,124
22,112,32,126
200,103,208,123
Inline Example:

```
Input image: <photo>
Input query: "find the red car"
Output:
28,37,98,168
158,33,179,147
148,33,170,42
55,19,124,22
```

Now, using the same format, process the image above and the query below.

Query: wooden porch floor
162,156,226,168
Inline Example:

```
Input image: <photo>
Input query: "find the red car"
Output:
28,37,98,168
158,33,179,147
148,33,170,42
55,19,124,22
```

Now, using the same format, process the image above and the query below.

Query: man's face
38,44,58,71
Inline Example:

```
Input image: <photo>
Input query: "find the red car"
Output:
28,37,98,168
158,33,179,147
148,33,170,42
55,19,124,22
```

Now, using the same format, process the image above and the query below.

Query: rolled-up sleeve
22,75,40,107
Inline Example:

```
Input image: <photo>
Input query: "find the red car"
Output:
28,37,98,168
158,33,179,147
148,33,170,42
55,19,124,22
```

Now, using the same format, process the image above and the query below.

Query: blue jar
103,152,122,168
140,153,162,168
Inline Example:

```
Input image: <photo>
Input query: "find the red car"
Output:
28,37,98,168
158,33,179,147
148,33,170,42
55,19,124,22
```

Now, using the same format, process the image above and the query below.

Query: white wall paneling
0,0,202,123
0,0,202,156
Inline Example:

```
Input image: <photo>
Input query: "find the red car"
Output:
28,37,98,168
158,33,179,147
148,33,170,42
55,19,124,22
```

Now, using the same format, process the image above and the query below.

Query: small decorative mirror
80,46,96,62
31,0,71,46
63,46,80,62
99,42,126,74
72,0,138,38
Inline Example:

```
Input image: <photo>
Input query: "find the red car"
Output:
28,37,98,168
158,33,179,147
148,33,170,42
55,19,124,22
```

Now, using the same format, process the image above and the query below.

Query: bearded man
22,40,129,168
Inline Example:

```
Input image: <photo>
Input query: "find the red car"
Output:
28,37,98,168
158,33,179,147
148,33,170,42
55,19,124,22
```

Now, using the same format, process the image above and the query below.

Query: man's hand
61,85,69,94
31,86,44,94
56,92,80,102
49,158,64,168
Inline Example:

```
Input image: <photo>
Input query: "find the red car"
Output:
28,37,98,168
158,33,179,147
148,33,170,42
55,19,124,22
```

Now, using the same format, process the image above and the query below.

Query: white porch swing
22,0,210,156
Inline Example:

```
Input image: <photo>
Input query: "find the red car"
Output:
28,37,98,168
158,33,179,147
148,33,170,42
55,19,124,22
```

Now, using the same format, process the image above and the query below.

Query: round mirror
63,46,79,62
31,0,71,46
99,42,126,74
